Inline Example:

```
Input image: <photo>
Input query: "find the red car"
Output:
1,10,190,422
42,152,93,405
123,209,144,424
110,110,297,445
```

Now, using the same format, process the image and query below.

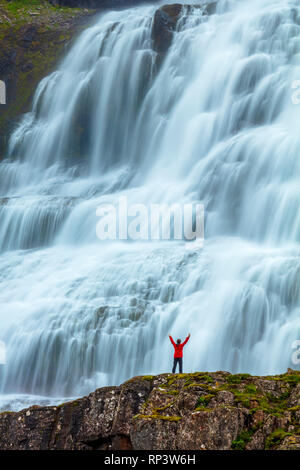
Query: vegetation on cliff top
0,370,299,450
0,0,95,154
129,369,300,450
0,0,83,23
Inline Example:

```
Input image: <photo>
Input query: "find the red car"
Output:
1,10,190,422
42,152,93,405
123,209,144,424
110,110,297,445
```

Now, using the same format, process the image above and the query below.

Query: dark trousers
172,357,182,373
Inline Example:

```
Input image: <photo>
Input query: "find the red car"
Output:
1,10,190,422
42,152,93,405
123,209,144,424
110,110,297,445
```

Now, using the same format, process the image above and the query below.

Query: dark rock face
151,3,217,63
0,370,299,450
151,4,183,56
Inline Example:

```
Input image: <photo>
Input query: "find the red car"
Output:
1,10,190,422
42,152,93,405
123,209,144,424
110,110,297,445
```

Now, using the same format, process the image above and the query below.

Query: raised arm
169,335,176,347
182,333,190,347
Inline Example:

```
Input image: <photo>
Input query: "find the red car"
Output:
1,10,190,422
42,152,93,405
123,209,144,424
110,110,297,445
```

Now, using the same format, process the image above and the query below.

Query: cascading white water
0,0,300,411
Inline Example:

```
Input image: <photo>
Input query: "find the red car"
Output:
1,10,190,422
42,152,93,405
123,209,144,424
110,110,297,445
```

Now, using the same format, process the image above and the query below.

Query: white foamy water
0,0,300,410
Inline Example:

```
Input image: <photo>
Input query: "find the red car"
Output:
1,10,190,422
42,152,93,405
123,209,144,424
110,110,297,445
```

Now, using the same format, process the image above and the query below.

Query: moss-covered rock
0,369,299,449
0,0,97,155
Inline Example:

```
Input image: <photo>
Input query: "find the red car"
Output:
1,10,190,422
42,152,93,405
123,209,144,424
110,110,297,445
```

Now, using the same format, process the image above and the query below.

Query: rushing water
0,0,300,410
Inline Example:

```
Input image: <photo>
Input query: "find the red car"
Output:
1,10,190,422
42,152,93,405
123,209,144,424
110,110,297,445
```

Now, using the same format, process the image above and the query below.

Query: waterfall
0,0,300,411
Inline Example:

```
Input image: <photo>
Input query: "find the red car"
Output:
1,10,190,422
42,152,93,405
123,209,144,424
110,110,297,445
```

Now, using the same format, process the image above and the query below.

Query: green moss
141,375,154,381
1,0,83,19
167,377,175,387
200,374,214,383
231,422,263,450
156,371,299,418
280,374,300,386
266,390,290,404
146,370,298,418
168,373,214,384
288,405,300,412
185,383,207,389
134,414,181,422
265,429,292,450
231,430,255,450
186,373,214,384
172,373,187,380
226,373,251,384
245,384,257,394
164,390,179,396
194,407,213,412
266,371,300,386
230,387,281,415
195,394,215,409
204,377,296,417
153,401,174,412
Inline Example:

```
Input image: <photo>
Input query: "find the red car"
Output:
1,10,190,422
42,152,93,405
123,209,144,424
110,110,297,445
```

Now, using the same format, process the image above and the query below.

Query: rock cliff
0,0,96,155
0,370,299,450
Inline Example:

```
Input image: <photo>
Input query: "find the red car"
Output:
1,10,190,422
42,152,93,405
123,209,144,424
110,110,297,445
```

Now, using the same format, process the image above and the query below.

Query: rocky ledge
0,369,299,450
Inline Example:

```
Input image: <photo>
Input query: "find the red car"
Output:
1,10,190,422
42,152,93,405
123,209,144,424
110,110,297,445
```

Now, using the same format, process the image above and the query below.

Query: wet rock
151,4,183,56
151,3,218,61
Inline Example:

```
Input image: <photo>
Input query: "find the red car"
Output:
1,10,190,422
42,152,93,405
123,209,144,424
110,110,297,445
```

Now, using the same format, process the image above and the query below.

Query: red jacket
169,335,190,358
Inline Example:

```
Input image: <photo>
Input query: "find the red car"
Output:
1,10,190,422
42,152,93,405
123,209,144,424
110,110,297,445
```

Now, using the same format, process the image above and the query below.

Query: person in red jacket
169,333,190,373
